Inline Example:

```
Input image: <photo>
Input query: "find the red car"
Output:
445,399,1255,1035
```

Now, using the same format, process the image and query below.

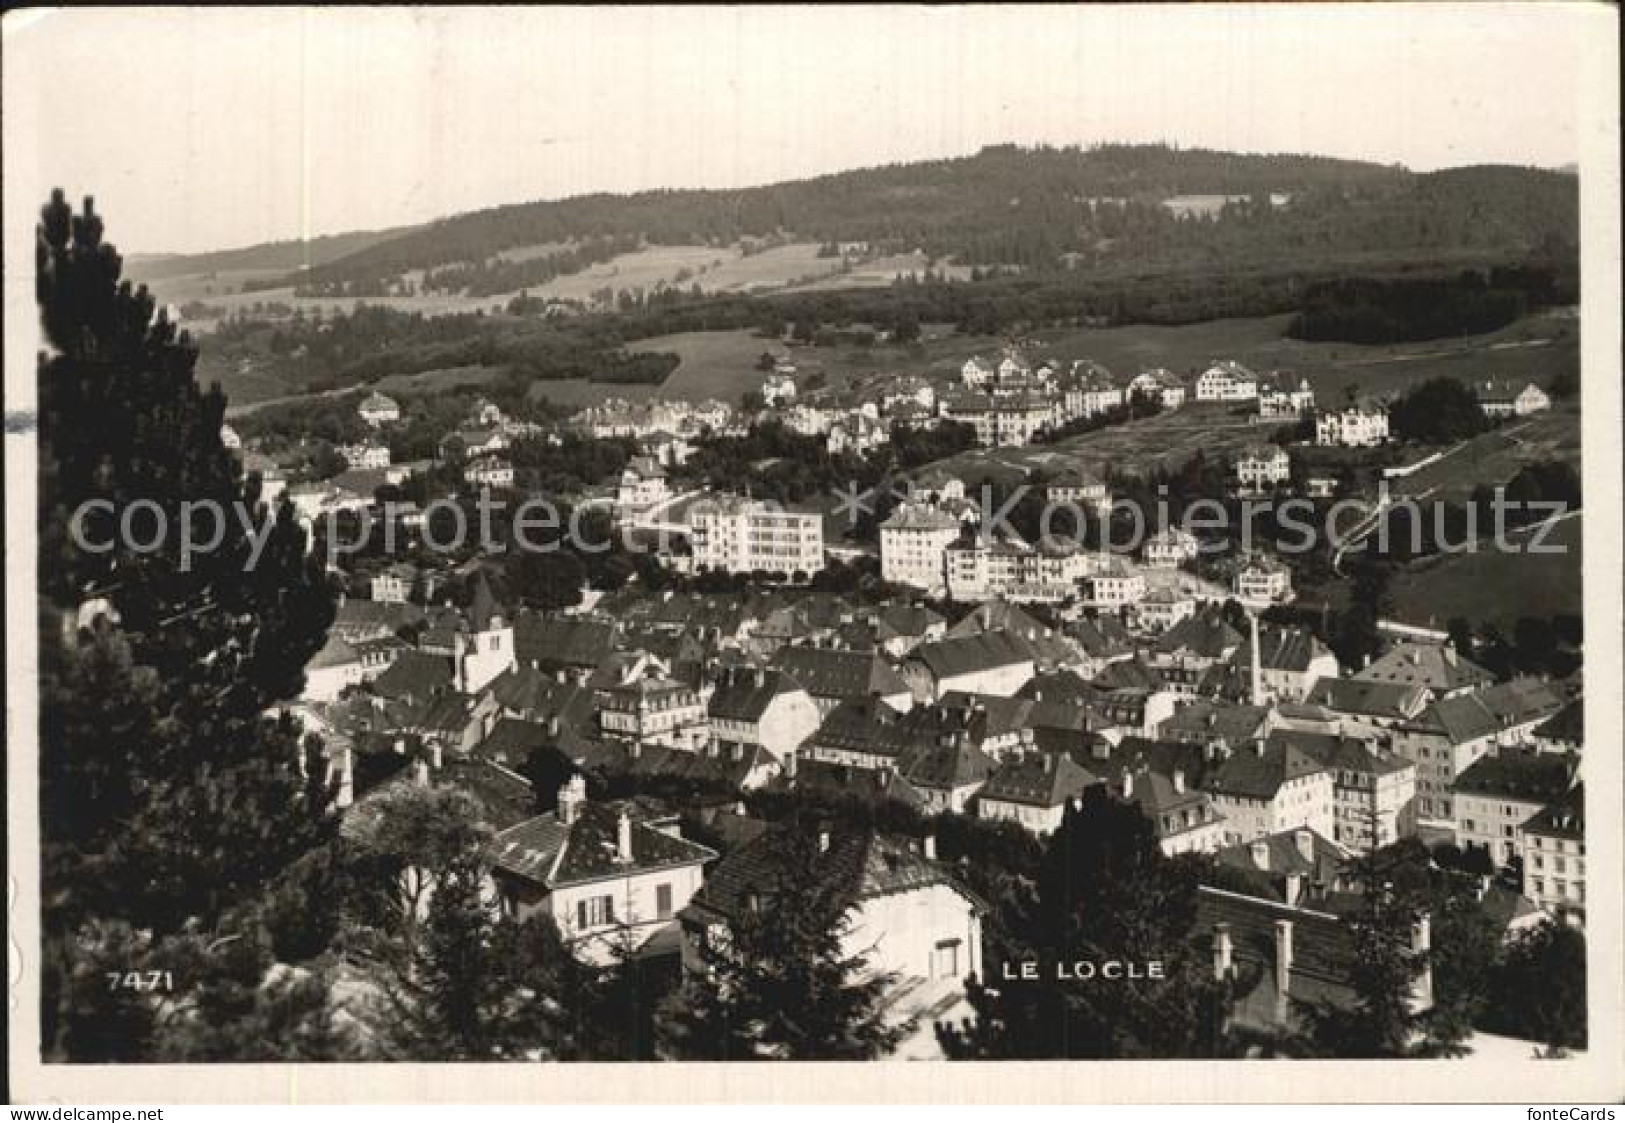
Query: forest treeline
214,145,1575,298
1287,265,1576,344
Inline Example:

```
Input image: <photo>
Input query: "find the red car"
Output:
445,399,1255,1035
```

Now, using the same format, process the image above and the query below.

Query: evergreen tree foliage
936,788,1234,1059
36,190,337,1058
660,825,902,1060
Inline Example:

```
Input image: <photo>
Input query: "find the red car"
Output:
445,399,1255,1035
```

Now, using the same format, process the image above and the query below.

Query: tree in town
1482,920,1587,1053
36,191,337,1058
937,788,1235,1059
659,824,902,1060
1292,847,1458,1057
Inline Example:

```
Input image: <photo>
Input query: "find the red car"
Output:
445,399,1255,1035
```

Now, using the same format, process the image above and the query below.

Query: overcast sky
2,5,1604,255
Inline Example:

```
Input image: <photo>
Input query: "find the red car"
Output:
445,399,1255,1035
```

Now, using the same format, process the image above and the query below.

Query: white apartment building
689,495,825,578
1521,785,1585,928
1316,406,1390,447
1233,555,1293,604
941,391,1056,447
338,442,392,470
1143,527,1201,568
464,456,515,489
1234,444,1291,491
1194,361,1259,402
880,504,962,591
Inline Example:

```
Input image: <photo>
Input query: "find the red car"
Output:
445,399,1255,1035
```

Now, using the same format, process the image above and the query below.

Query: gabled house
679,825,985,1006
488,777,717,965
1451,744,1578,867
1113,765,1227,856
902,631,1035,702
1268,730,1416,854
1393,677,1564,825
1353,640,1492,701
1199,737,1334,845
706,665,821,764
1520,784,1586,928
1300,677,1430,739
769,646,914,716
976,751,1101,835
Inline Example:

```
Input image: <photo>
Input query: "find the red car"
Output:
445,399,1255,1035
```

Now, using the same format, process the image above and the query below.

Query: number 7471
105,970,174,992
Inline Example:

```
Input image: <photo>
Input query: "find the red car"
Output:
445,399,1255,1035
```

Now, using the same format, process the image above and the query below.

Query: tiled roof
687,826,973,923
474,717,557,765
1418,678,1564,744
490,800,716,889
770,647,909,700
1204,738,1327,801
513,615,618,672
1533,696,1584,744
1522,783,1584,841
708,667,804,723
899,739,998,792
1153,611,1244,661
370,650,453,701
1159,701,1272,747
809,696,922,759
783,758,929,811
1194,886,1358,1014
911,631,1033,680
1301,676,1428,720
978,751,1099,809
1267,729,1413,777
1453,744,1576,805
1354,641,1493,694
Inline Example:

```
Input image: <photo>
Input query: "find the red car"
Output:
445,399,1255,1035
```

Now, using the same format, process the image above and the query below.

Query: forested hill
125,223,421,282
153,144,1579,297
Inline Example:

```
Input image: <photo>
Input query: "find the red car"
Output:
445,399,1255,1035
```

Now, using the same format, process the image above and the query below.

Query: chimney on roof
616,810,634,864
923,834,937,861
1173,768,1186,794
1121,768,1134,798
1273,919,1294,1002
558,774,586,824
393,737,406,755
1251,839,1270,870
1212,922,1234,979
430,740,443,770
1254,736,1267,757
1043,753,1055,774
413,756,430,788
818,828,831,854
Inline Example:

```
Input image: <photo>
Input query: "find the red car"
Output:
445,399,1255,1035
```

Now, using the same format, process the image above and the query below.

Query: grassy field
911,401,1271,485
153,241,854,328
1388,407,1581,503
1023,309,1579,405
1388,515,1582,629
788,251,975,292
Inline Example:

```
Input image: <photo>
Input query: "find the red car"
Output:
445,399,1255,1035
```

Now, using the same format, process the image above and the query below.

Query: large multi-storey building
1521,784,1585,928
1233,444,1291,492
940,389,1056,446
1316,404,1390,447
880,503,962,591
1194,360,1258,401
688,495,825,578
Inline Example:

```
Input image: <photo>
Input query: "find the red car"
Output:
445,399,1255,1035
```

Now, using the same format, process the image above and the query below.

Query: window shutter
577,900,588,930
